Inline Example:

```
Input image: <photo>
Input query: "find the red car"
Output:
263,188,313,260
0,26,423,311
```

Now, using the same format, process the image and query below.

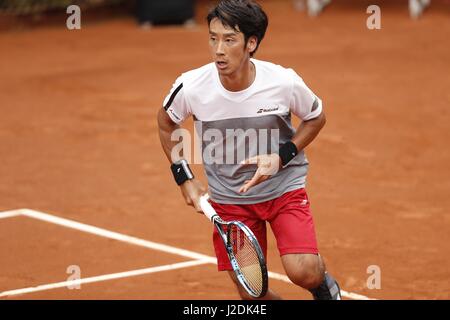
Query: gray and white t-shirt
163,59,322,204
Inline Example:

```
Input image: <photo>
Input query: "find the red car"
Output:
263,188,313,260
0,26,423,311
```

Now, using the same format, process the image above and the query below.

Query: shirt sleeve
288,69,323,121
163,75,191,124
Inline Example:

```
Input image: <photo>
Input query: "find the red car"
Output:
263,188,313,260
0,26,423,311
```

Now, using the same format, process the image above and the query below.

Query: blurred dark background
0,0,198,30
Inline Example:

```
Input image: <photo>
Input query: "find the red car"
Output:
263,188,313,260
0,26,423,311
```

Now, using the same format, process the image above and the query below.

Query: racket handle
199,194,217,221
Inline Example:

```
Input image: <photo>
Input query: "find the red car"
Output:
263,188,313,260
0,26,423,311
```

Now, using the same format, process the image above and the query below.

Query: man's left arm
239,111,326,193
291,111,326,152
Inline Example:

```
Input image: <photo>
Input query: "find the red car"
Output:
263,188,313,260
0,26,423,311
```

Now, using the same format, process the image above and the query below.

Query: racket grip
199,194,217,221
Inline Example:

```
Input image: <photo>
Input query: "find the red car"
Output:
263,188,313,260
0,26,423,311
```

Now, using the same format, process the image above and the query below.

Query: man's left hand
239,154,281,193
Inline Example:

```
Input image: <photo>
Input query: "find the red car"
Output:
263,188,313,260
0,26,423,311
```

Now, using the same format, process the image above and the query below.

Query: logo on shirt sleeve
168,107,181,121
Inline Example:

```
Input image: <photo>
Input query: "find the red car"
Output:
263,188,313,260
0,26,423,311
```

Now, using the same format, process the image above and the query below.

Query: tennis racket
199,194,268,298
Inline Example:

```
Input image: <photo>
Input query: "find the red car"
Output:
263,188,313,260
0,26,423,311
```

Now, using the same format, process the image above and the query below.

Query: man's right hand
180,179,207,213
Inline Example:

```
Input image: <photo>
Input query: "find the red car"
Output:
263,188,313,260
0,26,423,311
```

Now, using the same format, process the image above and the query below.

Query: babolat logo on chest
257,106,279,114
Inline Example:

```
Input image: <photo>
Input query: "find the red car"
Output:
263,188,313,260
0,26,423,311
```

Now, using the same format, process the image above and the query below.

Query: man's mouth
216,61,228,70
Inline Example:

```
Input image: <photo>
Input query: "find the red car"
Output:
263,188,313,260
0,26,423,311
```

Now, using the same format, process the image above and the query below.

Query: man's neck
219,60,255,92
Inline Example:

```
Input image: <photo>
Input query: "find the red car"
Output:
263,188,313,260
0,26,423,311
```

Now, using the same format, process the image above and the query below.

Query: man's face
208,18,256,76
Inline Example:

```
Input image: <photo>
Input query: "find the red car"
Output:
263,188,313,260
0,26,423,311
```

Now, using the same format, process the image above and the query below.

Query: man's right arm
157,108,206,212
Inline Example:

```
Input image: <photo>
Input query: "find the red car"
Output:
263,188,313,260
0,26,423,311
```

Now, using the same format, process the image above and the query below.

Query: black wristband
278,141,298,167
170,159,194,185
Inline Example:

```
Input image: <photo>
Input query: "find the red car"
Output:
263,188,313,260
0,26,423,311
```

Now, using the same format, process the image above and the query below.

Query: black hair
206,0,268,57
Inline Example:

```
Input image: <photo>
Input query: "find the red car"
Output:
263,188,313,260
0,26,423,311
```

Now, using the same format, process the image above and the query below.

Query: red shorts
211,188,319,271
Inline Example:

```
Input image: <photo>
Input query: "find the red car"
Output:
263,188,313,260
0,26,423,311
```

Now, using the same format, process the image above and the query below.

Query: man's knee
282,254,325,289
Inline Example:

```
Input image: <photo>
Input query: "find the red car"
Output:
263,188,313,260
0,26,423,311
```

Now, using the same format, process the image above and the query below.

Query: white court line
18,209,216,264
1,208,374,300
0,210,21,219
0,259,210,298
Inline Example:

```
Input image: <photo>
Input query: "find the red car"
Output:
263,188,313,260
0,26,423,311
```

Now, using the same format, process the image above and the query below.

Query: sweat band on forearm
170,159,194,185
278,141,298,167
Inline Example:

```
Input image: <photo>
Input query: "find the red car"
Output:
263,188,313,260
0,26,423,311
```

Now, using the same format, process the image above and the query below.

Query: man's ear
247,36,258,54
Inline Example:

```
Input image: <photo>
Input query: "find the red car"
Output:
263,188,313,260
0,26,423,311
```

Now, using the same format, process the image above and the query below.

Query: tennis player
157,0,341,300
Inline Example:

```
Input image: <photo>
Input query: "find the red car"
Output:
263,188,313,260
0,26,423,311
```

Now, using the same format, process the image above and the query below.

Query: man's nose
215,40,225,55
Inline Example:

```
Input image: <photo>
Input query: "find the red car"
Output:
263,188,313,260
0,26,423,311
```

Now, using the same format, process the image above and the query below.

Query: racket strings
230,225,264,295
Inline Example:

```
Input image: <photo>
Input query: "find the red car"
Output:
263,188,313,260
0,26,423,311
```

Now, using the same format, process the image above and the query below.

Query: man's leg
281,253,341,300
268,189,341,300
210,201,273,298
227,271,282,300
